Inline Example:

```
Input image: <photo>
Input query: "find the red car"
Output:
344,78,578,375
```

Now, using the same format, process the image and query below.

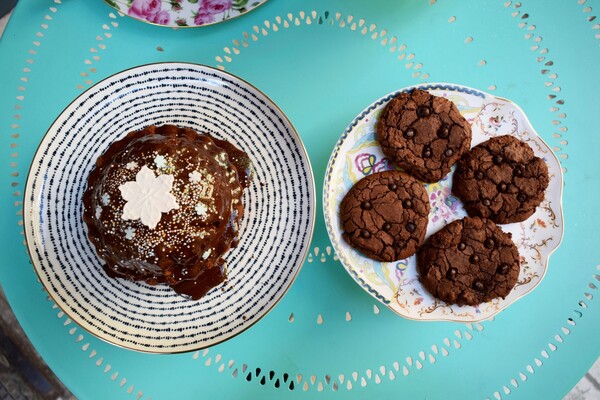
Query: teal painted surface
0,0,599,398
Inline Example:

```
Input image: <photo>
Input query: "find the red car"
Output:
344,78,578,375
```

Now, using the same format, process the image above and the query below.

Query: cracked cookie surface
340,170,430,262
376,89,472,183
417,217,519,306
453,135,549,224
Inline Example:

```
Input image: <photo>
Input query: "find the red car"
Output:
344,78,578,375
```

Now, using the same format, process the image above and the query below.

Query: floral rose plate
323,83,564,322
104,0,267,28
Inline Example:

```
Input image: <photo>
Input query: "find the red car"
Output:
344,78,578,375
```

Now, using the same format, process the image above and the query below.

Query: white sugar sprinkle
195,202,208,219
154,155,167,169
189,170,202,183
124,227,136,240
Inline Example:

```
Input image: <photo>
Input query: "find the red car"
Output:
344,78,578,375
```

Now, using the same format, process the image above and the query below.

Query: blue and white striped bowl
24,62,315,353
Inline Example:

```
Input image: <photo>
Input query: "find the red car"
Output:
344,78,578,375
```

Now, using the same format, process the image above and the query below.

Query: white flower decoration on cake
101,193,110,206
119,165,179,229
154,155,167,169
189,170,202,183
124,227,136,240
195,202,208,219
125,161,138,171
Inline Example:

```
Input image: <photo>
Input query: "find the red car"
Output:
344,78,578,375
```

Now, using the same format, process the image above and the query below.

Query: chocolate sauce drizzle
83,125,253,300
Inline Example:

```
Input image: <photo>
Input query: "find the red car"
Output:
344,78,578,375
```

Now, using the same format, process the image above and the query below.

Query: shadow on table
0,285,75,400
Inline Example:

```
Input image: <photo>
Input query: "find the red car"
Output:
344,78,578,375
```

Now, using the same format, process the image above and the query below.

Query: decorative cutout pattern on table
3,0,598,399
486,268,599,400
49,292,145,399
488,3,584,397
188,321,485,392
503,1,570,170
9,1,66,237
215,10,431,81
578,0,599,41
9,5,149,396
76,11,124,90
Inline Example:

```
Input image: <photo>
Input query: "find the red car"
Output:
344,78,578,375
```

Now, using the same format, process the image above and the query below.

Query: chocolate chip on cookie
376,89,472,183
417,217,520,306
453,135,549,224
340,170,430,262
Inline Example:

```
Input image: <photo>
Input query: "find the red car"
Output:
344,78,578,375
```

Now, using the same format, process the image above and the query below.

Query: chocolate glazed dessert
82,125,253,300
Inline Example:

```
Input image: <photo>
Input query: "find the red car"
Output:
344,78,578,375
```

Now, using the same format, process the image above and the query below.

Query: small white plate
24,62,315,352
323,83,564,322
104,0,267,28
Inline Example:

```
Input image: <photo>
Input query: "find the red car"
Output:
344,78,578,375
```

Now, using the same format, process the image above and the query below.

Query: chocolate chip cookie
417,217,520,306
340,170,430,262
453,135,549,224
376,89,472,183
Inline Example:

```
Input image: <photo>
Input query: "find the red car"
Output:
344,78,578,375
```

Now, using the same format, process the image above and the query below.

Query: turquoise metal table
1,0,599,398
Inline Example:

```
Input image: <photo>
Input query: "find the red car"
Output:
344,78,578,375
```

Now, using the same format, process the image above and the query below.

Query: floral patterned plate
104,0,267,28
323,83,564,322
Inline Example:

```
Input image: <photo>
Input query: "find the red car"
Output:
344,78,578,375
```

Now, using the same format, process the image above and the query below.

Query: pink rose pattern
194,10,215,25
123,0,244,27
195,0,233,26
149,10,171,25
128,0,170,25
